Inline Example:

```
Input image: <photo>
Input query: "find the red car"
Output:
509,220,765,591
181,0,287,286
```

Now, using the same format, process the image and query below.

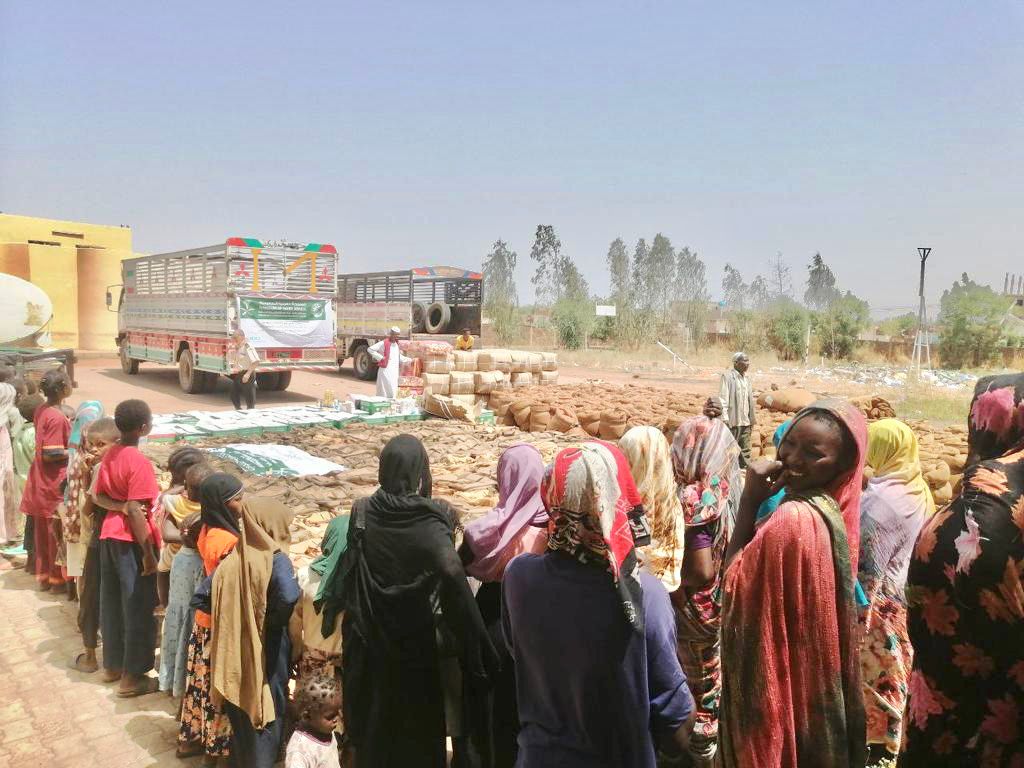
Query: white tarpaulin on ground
207,443,345,477
238,296,334,348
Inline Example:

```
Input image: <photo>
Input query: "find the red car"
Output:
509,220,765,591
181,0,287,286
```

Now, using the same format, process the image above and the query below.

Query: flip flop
70,653,98,673
117,677,159,698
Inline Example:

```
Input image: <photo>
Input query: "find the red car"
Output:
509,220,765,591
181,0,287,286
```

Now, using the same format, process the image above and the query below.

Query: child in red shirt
19,370,72,591
92,398,161,697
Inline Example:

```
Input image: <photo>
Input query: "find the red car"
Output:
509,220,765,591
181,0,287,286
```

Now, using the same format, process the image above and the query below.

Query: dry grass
891,385,971,426
548,343,777,372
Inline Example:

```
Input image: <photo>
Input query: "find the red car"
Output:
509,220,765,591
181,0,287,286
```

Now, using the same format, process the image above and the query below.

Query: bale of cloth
422,372,450,396
449,371,475,395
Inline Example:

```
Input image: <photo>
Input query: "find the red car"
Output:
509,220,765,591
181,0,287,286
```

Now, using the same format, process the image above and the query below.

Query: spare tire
424,302,451,334
411,302,428,333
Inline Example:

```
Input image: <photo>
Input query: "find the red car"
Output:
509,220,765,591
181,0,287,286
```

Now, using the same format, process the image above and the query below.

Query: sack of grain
423,393,475,422
932,482,954,506
757,388,817,414
511,372,533,389
489,390,514,416
599,409,630,441
945,453,967,472
529,404,552,433
549,407,578,433
578,409,601,437
453,350,477,372
924,462,951,488
511,399,533,430
541,352,558,371
449,371,475,395
540,370,559,386
477,349,513,373
474,371,501,394
509,350,531,373
422,372,450,396
527,352,544,374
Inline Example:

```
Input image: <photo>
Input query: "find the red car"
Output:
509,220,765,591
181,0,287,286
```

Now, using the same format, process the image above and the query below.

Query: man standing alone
718,352,756,466
368,327,411,399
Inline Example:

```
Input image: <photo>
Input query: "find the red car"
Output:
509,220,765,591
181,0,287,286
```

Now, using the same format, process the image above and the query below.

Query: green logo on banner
239,298,326,321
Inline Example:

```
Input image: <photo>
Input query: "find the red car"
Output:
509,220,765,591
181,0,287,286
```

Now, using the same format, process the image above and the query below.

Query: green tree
877,312,918,339
482,239,520,344
748,275,770,310
804,252,841,310
722,263,748,311
673,246,710,348
529,225,563,305
814,291,870,358
938,274,1009,368
767,299,810,360
630,238,651,307
769,252,792,299
645,233,676,316
729,309,767,352
606,238,631,307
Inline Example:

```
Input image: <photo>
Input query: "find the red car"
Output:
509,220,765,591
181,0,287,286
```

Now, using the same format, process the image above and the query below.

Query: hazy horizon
2,2,1021,316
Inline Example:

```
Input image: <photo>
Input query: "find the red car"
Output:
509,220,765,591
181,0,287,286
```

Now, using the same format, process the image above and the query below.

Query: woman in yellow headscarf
858,419,933,767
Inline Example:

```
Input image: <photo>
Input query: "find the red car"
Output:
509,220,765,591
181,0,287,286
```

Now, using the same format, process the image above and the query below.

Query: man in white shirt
367,327,411,399
230,329,260,409
718,351,756,466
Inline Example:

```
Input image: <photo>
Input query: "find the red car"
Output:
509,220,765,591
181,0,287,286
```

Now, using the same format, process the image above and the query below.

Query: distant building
0,213,136,349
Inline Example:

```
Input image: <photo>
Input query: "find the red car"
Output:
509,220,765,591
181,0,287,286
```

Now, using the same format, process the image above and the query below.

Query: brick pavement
0,564,202,768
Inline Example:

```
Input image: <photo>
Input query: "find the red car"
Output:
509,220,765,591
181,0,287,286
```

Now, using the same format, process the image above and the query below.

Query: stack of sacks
914,422,969,506
453,351,478,372
403,339,455,377
477,349,514,374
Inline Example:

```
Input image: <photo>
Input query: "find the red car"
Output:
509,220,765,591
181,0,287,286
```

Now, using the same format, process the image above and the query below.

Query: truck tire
255,372,281,391
119,339,139,375
425,302,451,334
272,371,292,391
411,302,428,333
352,344,377,381
178,348,204,394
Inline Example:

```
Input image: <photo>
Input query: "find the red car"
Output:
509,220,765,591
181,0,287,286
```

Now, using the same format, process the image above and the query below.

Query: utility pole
910,247,932,375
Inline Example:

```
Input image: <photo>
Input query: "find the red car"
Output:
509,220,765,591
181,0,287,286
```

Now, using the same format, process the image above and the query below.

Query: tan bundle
924,462,951,488
549,407,579,433
932,482,954,506
422,372,450,396
540,370,559,386
449,371,475,395
474,371,501,394
541,352,558,371
423,393,476,422
579,409,601,437
527,352,544,374
757,388,817,414
477,349,513,373
511,399,533,430
529,403,552,433
599,408,630,441
511,372,533,389
450,393,479,410
452,350,477,372
532,372,543,386
488,390,515,416
422,354,454,375
509,350,531,373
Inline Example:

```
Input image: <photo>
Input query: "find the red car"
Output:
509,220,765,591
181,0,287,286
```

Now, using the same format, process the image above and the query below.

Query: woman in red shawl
719,399,868,768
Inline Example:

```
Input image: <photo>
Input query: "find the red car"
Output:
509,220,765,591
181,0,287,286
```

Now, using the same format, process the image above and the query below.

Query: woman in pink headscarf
460,444,549,768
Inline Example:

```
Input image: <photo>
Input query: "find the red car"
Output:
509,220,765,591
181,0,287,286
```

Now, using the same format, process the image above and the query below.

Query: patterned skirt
673,587,723,765
177,622,233,758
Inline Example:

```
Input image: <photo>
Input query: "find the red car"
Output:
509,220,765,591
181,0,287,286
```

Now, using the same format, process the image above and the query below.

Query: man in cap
717,352,756,466
367,326,411,398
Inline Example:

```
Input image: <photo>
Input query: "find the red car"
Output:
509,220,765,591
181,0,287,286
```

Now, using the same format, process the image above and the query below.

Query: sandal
70,653,98,673
101,668,123,683
117,676,159,698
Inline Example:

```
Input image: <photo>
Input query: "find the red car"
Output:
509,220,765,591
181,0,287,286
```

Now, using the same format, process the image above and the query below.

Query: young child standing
285,676,343,768
6,393,42,560
92,398,161,696
58,401,105,601
69,417,119,673
159,461,212,697
20,370,72,591
156,447,206,612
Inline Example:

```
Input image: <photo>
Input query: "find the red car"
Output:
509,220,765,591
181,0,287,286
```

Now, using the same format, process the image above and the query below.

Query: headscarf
379,433,434,499
866,418,935,518
311,514,351,638
671,416,742,531
69,400,103,451
619,426,684,588
463,444,548,582
543,442,644,631
783,399,867,576
756,420,792,521
199,473,244,536
206,483,291,731
967,374,1024,464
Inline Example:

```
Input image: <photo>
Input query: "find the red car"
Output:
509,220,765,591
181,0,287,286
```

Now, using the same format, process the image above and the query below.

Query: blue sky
2,1,1022,314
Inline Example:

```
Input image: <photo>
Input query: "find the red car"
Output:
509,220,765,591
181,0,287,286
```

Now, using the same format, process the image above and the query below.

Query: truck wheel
272,371,292,391
352,344,377,381
255,372,281,391
425,302,451,334
119,339,139,375
178,348,204,394
411,302,428,333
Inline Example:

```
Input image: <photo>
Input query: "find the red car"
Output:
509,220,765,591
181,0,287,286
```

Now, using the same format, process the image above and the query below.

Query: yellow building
0,213,135,350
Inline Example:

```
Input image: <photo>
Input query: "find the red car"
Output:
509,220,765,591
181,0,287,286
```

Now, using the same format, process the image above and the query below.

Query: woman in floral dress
857,419,933,767
903,373,1024,765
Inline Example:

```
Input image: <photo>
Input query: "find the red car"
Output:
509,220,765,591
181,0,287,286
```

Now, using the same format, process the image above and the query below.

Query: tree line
482,226,1015,369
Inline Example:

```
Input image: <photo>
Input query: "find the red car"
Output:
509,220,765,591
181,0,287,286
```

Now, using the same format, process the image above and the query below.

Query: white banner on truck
238,296,333,348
